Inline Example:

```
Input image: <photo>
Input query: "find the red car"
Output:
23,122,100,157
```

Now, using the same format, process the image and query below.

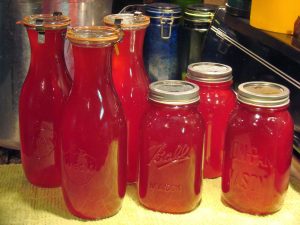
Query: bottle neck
72,44,113,89
117,28,146,60
27,28,66,60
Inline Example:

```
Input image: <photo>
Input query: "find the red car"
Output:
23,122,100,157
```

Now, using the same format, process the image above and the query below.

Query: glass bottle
222,82,294,214
143,3,182,82
226,0,252,18
19,13,71,188
61,26,126,219
180,4,217,79
139,80,204,213
186,62,236,178
104,13,150,183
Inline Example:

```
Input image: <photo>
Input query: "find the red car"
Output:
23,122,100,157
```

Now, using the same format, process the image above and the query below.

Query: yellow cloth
0,164,300,225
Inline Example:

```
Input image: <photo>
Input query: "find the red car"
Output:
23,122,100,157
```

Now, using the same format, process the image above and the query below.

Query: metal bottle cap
104,13,150,30
67,26,123,47
149,80,200,105
237,81,290,107
187,62,233,83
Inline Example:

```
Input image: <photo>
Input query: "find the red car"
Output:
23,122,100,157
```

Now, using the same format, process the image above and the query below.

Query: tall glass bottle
104,13,150,183
19,13,71,188
61,26,126,219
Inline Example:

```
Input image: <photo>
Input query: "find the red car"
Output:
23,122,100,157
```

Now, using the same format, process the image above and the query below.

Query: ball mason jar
222,81,294,215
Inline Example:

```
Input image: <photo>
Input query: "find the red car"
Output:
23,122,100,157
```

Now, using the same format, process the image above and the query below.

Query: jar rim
187,62,233,83
149,80,200,105
21,13,70,30
67,26,123,47
104,13,150,30
237,81,290,108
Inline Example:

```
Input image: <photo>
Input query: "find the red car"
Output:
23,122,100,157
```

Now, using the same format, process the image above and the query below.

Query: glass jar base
221,195,282,215
139,199,201,214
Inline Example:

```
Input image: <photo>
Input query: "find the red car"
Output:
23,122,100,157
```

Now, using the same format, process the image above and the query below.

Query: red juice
222,82,294,214
61,26,126,219
187,62,236,178
104,13,150,183
19,14,71,188
138,81,204,213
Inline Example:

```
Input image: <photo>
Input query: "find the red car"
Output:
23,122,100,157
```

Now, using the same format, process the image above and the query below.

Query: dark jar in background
180,4,217,79
61,26,127,219
186,62,236,179
143,3,182,82
222,82,294,215
226,0,252,18
19,13,71,188
171,0,204,9
138,80,205,213
104,12,150,183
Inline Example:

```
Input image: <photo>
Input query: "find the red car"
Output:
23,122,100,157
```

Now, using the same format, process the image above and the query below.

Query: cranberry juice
187,79,236,178
19,28,71,187
138,81,204,213
112,28,149,183
222,82,294,214
61,30,127,219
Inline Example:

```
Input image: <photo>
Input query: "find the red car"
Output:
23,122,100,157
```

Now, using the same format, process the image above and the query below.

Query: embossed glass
60,26,126,219
104,13,150,183
138,80,205,213
19,13,71,187
222,82,294,215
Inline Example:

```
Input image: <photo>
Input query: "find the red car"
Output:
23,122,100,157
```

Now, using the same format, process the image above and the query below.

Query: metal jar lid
103,12,150,30
184,4,217,24
20,12,70,30
67,26,123,47
149,80,200,105
187,62,233,83
146,3,182,19
237,81,290,108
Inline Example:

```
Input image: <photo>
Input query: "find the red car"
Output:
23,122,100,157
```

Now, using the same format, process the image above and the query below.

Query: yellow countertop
0,164,300,225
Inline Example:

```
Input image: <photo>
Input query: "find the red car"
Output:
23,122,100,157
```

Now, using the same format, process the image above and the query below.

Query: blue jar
144,3,182,82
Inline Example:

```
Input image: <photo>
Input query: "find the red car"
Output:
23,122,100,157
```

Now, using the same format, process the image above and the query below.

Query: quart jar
186,62,236,178
143,3,182,82
61,26,126,219
19,13,71,188
104,12,150,183
222,81,294,215
180,4,217,79
138,80,205,213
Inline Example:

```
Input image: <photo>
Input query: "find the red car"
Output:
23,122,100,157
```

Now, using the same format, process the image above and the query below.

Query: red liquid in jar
61,43,127,219
19,28,71,187
186,79,236,178
112,28,149,183
222,102,294,214
139,102,204,213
